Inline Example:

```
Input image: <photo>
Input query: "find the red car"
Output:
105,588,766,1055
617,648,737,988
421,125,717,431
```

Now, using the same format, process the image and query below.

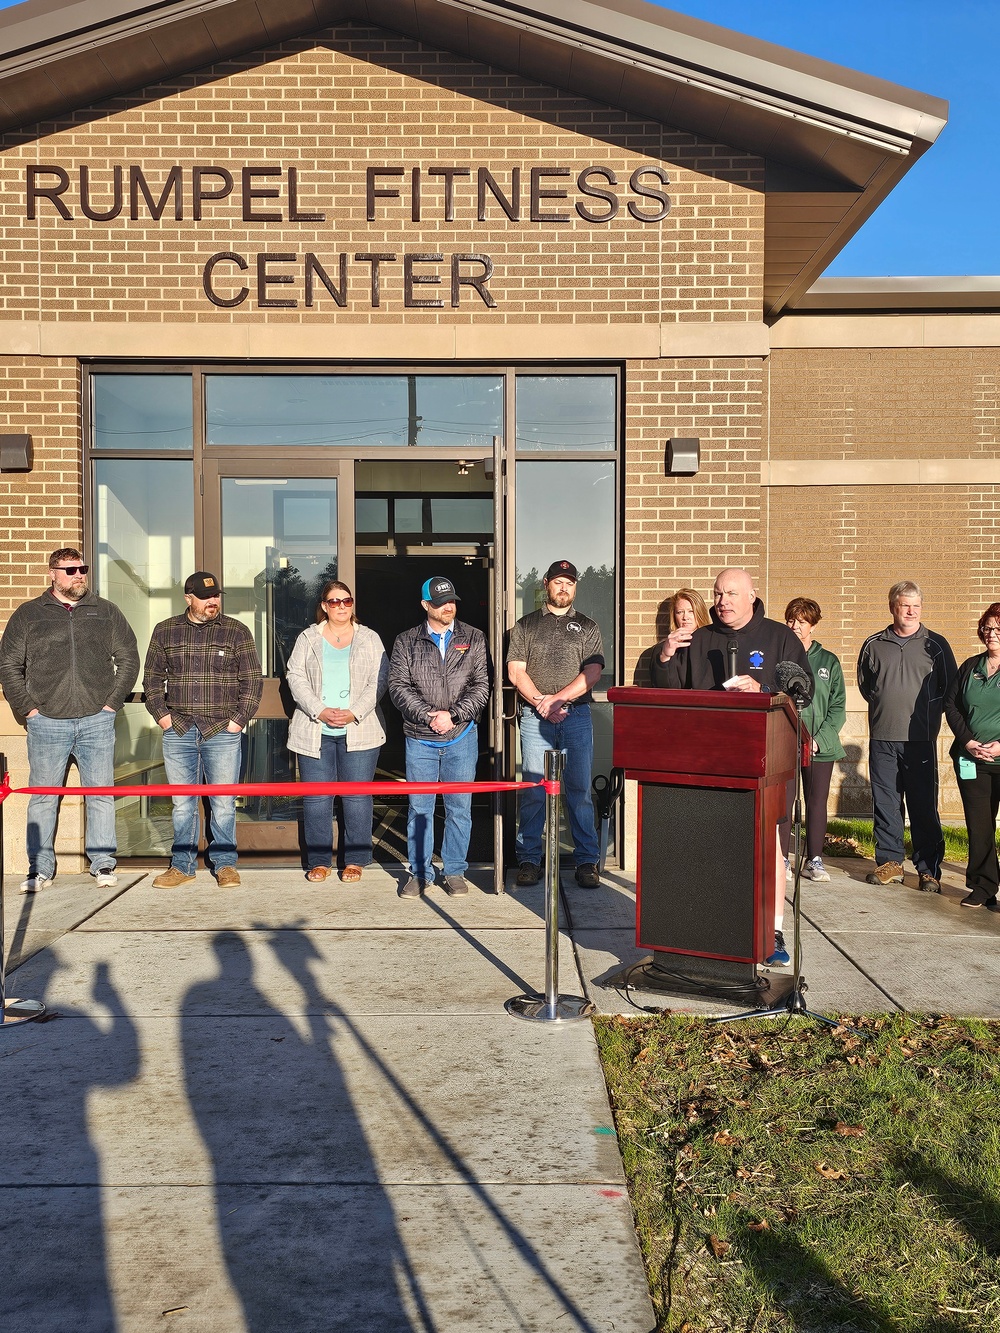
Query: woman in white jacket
286,580,388,882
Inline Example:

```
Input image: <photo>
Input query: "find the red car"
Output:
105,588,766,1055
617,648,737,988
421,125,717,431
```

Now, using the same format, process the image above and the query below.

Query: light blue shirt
321,640,351,736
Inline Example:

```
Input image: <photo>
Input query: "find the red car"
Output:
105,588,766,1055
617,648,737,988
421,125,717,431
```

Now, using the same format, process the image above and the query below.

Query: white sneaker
20,874,53,893
803,857,830,882
93,870,118,889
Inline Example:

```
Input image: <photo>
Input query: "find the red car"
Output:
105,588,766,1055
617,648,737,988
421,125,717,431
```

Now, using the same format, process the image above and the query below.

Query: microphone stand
712,689,846,1031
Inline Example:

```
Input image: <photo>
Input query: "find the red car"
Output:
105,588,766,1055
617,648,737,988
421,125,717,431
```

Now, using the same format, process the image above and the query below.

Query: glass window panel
205,374,503,447
220,477,338,676
515,460,615,683
93,374,193,450
515,375,616,451
94,458,195,650
394,498,424,533
356,497,389,532
430,497,494,533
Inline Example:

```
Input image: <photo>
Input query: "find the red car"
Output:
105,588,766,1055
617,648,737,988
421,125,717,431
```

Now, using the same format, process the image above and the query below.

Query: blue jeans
516,706,599,867
161,726,243,874
405,725,478,879
298,736,380,870
25,709,117,878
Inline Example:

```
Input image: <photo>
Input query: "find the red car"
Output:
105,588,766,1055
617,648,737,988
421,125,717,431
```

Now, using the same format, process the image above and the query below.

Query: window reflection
93,375,193,450
515,460,615,683
515,376,616,451
206,374,502,447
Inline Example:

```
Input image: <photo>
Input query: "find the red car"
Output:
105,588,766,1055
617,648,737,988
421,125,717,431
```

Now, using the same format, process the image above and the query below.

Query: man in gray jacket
857,580,956,891
388,576,490,899
0,548,139,891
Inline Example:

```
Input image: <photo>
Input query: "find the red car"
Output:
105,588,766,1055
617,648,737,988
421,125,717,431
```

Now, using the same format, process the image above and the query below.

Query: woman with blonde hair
651,587,710,686
287,579,388,883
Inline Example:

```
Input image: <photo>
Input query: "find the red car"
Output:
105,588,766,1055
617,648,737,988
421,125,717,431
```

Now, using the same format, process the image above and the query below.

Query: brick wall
0,24,763,324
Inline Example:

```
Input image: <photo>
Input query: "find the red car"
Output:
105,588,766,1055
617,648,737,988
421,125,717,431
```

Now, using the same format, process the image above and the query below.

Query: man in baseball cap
388,575,489,899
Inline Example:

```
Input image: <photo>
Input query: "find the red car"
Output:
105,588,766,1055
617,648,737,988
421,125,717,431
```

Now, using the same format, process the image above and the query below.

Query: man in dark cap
388,575,490,899
507,560,604,888
143,571,262,889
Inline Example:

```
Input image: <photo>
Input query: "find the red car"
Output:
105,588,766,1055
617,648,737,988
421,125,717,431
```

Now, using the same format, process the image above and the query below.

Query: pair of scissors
592,768,624,871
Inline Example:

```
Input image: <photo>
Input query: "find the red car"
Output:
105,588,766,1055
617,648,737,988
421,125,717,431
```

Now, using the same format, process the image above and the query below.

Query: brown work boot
866,860,904,885
152,866,196,889
215,867,241,888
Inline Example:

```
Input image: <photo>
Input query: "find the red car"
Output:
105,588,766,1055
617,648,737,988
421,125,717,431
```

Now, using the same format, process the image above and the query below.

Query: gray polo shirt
507,605,604,702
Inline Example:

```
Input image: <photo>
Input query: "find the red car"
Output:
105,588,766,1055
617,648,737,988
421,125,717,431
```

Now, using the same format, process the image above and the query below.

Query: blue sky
0,0,992,275
656,1,998,277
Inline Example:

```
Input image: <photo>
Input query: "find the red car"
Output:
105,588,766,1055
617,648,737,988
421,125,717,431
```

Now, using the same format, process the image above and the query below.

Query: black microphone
727,639,739,681
774,660,813,706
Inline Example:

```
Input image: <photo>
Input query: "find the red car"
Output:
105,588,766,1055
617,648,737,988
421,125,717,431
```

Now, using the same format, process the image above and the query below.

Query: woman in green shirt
944,601,1000,910
781,597,847,882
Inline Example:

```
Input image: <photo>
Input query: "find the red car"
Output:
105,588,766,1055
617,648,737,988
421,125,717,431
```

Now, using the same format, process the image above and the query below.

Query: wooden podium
607,686,801,1001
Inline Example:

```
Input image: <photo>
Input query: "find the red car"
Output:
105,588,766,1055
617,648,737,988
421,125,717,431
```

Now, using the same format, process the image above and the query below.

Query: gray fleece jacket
857,623,957,742
0,589,140,723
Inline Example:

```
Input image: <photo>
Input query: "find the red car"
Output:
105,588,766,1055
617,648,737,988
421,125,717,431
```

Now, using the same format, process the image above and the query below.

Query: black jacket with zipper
388,619,490,741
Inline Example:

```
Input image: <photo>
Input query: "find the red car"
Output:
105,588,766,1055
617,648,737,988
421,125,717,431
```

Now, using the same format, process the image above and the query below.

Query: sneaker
19,874,53,893
765,930,790,967
398,876,425,899
92,870,118,889
442,875,469,897
866,861,904,886
917,874,941,894
802,857,830,882
961,887,995,908
215,867,241,888
152,866,196,889
575,863,600,889
785,857,793,883
516,862,543,887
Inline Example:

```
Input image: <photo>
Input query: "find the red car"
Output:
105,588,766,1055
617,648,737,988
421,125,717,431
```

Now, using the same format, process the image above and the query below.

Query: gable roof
0,0,947,317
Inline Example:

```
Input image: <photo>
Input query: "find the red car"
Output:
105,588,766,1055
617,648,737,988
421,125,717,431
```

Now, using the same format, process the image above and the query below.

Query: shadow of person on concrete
1,950,139,1332
181,930,423,1332
836,743,873,819
268,926,605,1333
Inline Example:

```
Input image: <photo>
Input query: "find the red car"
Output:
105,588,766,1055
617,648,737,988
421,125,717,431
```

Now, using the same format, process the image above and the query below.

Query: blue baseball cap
421,576,461,607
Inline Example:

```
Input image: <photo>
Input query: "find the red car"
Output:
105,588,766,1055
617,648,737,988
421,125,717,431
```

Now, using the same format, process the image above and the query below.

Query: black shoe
442,875,469,896
986,898,1000,913
961,887,994,907
516,862,542,886
575,863,600,888
918,874,941,894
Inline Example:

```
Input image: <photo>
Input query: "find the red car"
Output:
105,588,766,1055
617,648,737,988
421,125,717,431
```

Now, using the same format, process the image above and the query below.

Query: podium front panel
638,783,756,960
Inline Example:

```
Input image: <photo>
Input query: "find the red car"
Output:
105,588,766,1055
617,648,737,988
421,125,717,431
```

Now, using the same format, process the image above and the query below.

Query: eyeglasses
324,597,354,608
984,626,1000,637
55,565,89,576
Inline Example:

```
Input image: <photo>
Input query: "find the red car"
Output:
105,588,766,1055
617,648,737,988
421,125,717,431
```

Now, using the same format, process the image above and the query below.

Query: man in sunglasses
0,547,140,892
143,571,263,889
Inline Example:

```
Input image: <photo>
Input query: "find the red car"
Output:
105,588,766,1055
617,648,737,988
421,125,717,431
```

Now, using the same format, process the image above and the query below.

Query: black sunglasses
56,564,89,575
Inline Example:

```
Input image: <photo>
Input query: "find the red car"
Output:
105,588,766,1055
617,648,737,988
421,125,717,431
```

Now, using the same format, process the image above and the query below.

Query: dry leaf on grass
815,1161,848,1180
747,1220,769,1232
708,1235,731,1259
834,1122,865,1137
713,1131,740,1146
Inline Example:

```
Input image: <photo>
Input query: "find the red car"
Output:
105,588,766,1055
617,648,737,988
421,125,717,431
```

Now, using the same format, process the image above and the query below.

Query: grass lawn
595,1013,1000,1332
824,820,970,864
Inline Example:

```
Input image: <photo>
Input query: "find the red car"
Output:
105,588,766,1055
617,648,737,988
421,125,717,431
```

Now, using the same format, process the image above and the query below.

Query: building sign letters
24,161,672,310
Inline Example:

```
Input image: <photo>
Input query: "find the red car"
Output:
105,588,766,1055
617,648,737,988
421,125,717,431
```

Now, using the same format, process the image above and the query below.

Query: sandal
305,865,332,882
340,865,364,883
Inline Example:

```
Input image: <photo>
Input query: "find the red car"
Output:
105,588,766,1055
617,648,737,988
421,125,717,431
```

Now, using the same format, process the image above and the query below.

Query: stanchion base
505,993,596,1023
1,998,46,1027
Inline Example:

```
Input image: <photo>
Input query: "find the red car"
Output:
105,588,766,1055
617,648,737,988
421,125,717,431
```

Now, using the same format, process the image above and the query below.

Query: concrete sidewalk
5,851,1000,1332
2,866,655,1333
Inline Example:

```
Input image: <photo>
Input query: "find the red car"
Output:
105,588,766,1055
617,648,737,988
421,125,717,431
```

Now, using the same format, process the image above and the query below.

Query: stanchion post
505,748,595,1024
0,751,46,1028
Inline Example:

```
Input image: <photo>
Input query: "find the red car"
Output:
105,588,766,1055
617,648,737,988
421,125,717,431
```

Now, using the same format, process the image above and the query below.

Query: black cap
544,560,578,582
422,576,461,607
184,571,223,597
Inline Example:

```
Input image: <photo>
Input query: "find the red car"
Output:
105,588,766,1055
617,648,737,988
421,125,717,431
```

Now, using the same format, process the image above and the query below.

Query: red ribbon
0,777,542,801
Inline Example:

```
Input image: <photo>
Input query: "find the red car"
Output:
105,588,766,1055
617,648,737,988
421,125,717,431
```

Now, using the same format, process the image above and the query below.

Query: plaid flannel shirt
143,612,263,737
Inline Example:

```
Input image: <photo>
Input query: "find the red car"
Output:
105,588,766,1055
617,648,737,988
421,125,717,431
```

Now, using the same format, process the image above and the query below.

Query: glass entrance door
202,458,354,852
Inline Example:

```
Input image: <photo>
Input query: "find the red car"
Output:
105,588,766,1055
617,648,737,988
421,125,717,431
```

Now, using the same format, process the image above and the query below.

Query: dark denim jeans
404,725,478,880
516,705,599,867
298,735,379,870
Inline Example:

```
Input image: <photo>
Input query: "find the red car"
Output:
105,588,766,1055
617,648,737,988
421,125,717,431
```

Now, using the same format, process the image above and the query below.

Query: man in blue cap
388,575,490,898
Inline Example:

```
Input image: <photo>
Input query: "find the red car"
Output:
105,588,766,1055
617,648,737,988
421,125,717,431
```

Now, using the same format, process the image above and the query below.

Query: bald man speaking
653,568,810,693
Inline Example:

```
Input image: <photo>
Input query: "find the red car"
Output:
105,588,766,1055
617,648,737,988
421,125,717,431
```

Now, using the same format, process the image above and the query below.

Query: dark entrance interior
354,459,496,866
